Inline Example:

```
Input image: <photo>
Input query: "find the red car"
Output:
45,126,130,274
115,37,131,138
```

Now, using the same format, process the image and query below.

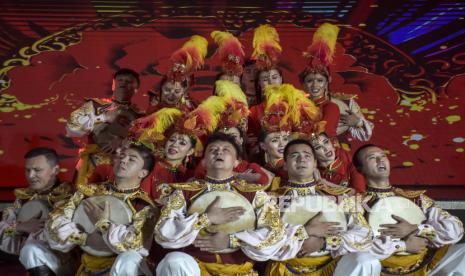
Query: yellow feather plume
304,23,340,66
138,108,182,142
184,35,208,60
252,24,282,59
211,31,234,46
214,80,248,105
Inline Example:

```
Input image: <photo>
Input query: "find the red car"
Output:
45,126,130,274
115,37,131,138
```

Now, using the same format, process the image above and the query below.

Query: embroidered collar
285,179,318,197
366,186,395,199
287,179,317,188
366,186,393,193
205,175,236,185
110,183,140,194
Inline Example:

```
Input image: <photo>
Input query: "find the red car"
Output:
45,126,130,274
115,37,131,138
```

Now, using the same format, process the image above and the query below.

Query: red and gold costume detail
211,31,245,77
0,182,73,255
312,96,340,138
263,179,371,275
302,23,373,141
145,90,196,115
360,187,464,275
155,176,288,275
248,24,283,139
204,80,272,185
66,97,142,186
318,147,366,192
146,35,207,115
45,182,157,276
259,83,321,178
251,24,282,72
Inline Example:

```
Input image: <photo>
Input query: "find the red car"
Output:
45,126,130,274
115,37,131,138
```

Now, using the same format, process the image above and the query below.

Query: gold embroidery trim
193,213,211,230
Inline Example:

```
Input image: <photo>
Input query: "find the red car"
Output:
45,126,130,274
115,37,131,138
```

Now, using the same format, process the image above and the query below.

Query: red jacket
318,148,365,192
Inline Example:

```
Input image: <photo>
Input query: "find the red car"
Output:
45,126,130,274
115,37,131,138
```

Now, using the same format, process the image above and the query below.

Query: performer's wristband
95,219,111,233
229,234,241,249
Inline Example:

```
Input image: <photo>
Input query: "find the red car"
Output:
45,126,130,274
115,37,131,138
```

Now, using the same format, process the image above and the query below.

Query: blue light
380,3,464,45
411,29,465,54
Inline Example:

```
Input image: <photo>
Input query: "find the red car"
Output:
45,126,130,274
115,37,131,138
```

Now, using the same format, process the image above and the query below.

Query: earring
184,155,191,167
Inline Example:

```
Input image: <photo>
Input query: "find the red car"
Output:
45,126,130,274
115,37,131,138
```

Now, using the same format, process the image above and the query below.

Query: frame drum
17,200,50,223
281,195,347,231
331,98,351,135
188,190,256,253
73,195,132,256
368,196,426,255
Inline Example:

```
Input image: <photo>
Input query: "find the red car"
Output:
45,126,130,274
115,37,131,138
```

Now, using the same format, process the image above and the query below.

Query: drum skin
92,108,139,149
331,97,351,135
368,196,426,255
17,200,51,223
187,190,256,253
281,195,348,231
73,195,132,256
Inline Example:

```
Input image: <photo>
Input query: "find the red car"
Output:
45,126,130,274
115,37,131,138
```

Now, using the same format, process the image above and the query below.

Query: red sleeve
193,162,207,179
247,103,263,139
349,165,366,192
141,170,156,198
322,102,340,138
88,164,113,183
338,148,365,193
246,162,269,185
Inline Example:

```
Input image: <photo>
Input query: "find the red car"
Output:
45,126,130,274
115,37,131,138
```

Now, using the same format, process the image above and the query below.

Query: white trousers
156,252,201,276
19,240,66,275
429,243,465,276
110,251,153,276
334,252,382,276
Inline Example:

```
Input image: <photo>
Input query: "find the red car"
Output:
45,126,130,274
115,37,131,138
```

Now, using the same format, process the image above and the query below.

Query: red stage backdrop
1,1,464,200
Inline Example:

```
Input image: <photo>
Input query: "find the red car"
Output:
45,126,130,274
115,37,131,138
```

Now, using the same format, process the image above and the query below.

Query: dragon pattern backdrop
0,0,464,200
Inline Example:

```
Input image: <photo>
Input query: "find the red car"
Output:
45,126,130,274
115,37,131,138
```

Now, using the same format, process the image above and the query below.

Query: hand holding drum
205,196,245,225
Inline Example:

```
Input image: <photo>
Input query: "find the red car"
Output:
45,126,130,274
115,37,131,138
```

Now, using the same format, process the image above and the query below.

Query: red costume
247,102,265,139
318,147,365,192
313,96,340,139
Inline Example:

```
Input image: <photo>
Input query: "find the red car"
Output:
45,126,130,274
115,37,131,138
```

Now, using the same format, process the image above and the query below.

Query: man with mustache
46,144,158,276
353,144,465,275
66,68,143,186
0,148,73,276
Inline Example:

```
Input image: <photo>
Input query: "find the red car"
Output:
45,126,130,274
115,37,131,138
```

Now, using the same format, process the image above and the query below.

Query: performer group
1,23,464,276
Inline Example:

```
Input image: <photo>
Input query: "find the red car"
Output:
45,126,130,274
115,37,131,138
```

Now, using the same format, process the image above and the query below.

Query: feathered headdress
281,84,322,138
129,95,222,158
211,31,245,76
303,23,340,78
252,24,282,71
168,35,208,82
214,80,250,133
261,84,321,136
261,84,292,133
129,108,183,157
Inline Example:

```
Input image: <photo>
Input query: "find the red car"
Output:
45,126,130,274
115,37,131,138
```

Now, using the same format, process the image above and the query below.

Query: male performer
66,68,142,186
155,133,288,275
262,139,379,275
46,144,158,276
0,148,73,275
353,144,465,275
